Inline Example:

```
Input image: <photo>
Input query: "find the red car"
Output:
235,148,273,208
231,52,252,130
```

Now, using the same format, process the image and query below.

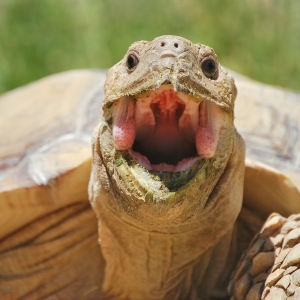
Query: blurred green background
0,0,299,95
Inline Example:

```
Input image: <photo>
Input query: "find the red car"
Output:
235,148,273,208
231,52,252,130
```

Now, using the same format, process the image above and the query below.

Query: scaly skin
89,35,245,299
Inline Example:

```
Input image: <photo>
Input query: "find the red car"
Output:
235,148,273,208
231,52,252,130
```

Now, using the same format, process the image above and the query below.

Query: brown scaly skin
89,35,245,299
230,213,300,299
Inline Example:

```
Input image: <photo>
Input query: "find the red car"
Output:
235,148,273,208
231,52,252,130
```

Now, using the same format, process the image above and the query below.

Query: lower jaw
120,150,206,192
129,148,200,172
151,159,205,191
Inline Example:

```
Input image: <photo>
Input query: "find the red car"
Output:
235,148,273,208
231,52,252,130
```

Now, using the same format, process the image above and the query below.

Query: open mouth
110,85,223,174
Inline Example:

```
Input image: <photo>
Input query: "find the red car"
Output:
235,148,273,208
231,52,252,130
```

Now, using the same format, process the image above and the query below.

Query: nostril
161,42,165,47
174,43,178,48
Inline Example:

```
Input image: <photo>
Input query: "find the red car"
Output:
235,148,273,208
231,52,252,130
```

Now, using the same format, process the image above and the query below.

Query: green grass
0,0,300,94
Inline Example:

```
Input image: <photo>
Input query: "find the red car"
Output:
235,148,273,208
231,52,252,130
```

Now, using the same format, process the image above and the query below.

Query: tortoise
0,35,300,300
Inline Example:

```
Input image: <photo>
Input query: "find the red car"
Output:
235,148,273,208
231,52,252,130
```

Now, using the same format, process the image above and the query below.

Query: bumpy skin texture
230,214,300,299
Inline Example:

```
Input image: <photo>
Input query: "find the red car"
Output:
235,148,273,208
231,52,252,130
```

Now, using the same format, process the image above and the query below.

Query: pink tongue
196,101,218,158
112,97,136,150
111,92,221,161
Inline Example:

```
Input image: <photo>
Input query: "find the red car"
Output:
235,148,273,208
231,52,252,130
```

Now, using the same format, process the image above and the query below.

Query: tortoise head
90,35,244,233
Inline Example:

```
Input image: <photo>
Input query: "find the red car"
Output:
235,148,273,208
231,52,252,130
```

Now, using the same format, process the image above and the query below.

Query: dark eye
201,58,218,79
126,53,139,71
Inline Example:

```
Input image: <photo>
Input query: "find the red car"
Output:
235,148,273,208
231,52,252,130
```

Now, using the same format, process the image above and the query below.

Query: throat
133,89,196,165
133,109,197,165
98,203,234,300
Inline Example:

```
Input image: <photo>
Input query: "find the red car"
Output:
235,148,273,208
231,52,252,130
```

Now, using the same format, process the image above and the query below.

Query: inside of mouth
133,93,197,165
111,85,220,173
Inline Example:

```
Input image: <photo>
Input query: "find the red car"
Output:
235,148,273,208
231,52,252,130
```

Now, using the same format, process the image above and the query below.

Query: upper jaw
104,50,236,113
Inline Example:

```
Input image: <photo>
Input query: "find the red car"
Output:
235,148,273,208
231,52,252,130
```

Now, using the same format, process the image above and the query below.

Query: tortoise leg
229,213,300,299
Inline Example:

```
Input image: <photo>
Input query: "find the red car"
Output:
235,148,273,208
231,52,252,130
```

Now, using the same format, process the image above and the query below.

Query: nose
156,37,184,57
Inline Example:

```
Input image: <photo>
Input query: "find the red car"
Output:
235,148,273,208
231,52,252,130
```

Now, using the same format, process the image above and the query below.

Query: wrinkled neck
98,203,235,300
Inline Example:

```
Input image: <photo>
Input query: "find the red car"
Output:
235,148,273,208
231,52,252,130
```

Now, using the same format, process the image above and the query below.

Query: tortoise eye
126,53,139,71
201,57,218,80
